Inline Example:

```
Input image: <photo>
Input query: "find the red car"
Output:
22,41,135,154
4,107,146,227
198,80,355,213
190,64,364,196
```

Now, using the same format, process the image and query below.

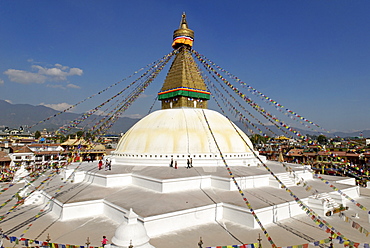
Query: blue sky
0,1,369,133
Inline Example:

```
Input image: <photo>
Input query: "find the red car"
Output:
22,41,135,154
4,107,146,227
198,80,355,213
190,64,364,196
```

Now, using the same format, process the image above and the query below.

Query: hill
233,121,370,139
0,99,139,134
0,99,368,138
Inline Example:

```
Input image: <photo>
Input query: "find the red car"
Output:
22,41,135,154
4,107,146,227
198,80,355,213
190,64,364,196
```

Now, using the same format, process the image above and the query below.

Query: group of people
169,157,193,169
85,155,94,163
98,158,112,171
186,158,193,168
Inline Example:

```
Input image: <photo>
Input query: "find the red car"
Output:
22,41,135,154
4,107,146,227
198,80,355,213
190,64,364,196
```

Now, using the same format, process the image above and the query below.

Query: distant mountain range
0,99,139,134
0,99,369,138
234,122,370,139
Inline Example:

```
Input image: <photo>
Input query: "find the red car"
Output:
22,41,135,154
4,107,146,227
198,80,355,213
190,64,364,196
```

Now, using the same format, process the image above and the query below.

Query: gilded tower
158,13,210,109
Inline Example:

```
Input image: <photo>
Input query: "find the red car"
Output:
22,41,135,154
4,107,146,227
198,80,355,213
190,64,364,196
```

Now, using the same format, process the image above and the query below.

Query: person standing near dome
101,236,108,247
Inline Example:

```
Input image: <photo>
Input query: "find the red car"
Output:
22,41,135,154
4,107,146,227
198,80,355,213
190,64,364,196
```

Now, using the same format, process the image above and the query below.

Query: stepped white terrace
1,160,369,248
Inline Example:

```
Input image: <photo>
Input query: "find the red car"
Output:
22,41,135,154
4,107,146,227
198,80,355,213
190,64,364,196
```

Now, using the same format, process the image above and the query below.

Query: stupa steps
17,161,360,237
268,173,297,188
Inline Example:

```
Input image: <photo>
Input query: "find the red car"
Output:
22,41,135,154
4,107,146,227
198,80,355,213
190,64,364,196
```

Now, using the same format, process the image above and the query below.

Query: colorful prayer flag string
192,50,329,134
201,109,277,248
227,117,354,245
28,54,169,130
194,51,307,141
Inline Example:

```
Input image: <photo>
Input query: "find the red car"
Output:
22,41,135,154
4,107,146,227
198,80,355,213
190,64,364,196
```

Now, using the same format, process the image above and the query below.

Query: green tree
85,131,95,141
55,134,67,143
76,130,84,138
250,134,268,145
34,130,41,139
317,134,328,145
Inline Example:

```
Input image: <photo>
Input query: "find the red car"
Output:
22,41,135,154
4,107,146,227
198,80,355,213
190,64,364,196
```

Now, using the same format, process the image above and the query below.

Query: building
61,136,106,162
0,151,11,170
28,143,65,164
0,126,33,140
9,145,35,166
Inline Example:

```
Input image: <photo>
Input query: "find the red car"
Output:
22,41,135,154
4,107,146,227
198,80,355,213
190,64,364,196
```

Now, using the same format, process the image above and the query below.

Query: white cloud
0,79,4,85
94,110,107,116
4,69,47,84
122,113,144,119
39,102,74,112
46,84,66,89
138,93,151,98
68,67,83,76
3,62,83,85
67,83,81,89
46,83,81,89
55,63,68,70
32,64,83,81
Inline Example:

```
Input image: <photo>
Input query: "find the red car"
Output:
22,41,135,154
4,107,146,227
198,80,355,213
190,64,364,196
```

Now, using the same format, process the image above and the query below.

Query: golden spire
172,12,194,49
158,13,210,110
179,12,188,29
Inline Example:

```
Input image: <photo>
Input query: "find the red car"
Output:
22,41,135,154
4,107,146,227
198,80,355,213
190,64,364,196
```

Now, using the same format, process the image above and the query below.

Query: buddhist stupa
1,13,368,248
112,13,265,167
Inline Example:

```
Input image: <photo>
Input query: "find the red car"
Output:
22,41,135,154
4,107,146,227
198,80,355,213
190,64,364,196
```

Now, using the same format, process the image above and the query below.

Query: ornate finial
46,233,51,243
86,237,91,247
128,239,133,248
128,208,138,224
172,12,194,49
257,233,262,248
180,12,188,29
198,237,203,248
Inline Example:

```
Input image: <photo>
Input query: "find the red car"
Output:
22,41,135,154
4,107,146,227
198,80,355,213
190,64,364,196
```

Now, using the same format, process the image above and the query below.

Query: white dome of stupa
111,15,265,167
112,108,263,167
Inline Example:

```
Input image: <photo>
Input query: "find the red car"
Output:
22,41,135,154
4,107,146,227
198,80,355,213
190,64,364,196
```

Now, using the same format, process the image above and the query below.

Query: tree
317,135,328,145
54,134,67,143
85,131,95,141
76,131,84,138
250,134,268,145
34,130,41,139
